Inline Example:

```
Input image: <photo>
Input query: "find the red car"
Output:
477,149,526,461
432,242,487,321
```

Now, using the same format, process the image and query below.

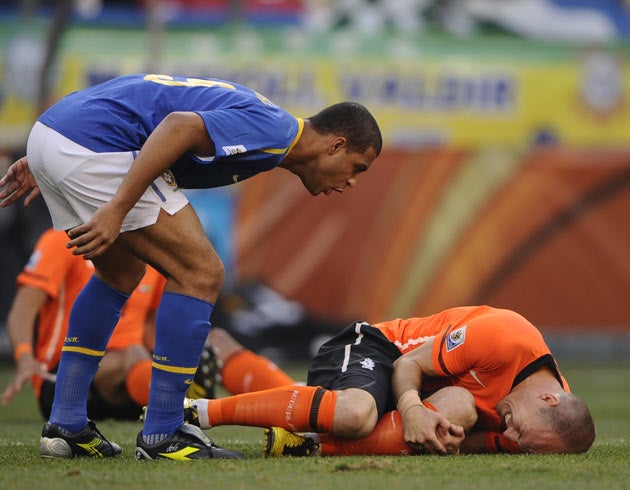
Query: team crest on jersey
161,170,177,186
446,325,467,352
222,144,246,156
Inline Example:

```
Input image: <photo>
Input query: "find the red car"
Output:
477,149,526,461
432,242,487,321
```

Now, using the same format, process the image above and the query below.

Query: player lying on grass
185,305,596,455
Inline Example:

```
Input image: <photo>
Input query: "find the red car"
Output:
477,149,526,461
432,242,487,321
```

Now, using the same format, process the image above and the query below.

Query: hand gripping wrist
397,389,424,416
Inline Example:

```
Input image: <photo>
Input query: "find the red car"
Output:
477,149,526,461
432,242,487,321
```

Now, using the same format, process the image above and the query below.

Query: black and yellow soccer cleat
135,424,243,461
140,398,200,427
263,427,319,457
186,343,219,400
183,397,200,427
40,420,122,458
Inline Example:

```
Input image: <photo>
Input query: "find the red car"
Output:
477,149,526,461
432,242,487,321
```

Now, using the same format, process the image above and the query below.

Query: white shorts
27,121,188,232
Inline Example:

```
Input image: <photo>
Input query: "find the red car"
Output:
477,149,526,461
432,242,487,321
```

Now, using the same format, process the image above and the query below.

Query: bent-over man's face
299,146,377,196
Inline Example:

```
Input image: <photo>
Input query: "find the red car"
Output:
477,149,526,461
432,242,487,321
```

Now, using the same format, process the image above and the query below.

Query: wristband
13,342,33,363
397,389,423,415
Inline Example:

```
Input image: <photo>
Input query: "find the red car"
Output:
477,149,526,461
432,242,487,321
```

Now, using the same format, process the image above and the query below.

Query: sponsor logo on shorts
222,144,247,155
360,358,375,371
446,325,467,352
161,170,177,186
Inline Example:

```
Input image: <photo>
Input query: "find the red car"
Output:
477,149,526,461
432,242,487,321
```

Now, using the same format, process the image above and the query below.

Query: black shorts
39,369,143,421
307,321,402,417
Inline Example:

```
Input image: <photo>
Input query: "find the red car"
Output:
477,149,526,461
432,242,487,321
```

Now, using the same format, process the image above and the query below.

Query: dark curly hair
308,102,382,157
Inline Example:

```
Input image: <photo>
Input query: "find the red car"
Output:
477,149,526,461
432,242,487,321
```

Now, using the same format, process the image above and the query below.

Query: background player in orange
1,228,163,419
204,327,295,396
184,306,596,455
1,228,293,418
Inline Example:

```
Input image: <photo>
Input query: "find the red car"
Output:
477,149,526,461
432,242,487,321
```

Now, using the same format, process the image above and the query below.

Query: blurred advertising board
1,27,629,148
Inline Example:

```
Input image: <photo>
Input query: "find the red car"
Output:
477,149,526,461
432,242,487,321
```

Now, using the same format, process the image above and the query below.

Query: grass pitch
0,361,628,490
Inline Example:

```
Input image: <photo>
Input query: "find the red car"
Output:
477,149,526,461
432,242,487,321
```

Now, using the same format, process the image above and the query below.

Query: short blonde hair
539,392,596,453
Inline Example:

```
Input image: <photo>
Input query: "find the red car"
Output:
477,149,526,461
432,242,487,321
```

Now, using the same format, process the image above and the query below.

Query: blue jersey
38,74,303,189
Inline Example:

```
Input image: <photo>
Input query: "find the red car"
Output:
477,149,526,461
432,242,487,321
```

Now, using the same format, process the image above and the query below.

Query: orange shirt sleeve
16,229,78,299
484,432,521,454
432,308,552,387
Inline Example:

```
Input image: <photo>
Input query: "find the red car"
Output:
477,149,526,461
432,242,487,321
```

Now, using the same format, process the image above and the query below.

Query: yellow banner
1,28,628,147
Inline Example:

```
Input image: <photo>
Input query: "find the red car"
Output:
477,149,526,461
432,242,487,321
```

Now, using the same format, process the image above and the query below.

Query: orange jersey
16,229,165,395
375,305,569,432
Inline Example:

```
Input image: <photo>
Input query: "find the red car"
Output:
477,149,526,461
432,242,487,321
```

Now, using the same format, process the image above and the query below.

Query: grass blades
0,361,628,490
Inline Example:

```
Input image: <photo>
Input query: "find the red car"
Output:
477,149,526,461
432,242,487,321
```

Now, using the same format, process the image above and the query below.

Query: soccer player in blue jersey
0,74,382,461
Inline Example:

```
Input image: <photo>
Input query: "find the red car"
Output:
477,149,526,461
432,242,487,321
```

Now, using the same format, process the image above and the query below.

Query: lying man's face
496,391,567,454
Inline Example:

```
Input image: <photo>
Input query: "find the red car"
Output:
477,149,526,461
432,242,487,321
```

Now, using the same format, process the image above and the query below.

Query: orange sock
125,359,152,406
319,403,439,456
204,385,337,432
221,350,296,394
320,410,410,456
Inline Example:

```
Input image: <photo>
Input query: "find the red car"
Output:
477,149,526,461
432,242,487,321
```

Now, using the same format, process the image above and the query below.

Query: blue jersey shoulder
38,74,301,189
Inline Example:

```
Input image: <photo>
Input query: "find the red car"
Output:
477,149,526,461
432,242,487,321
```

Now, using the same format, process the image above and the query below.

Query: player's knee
333,389,378,438
177,247,225,300
428,386,477,430
207,327,243,363
204,255,225,298
336,404,378,438
96,260,146,294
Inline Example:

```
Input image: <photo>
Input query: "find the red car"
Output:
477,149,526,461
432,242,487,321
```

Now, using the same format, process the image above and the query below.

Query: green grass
0,361,628,490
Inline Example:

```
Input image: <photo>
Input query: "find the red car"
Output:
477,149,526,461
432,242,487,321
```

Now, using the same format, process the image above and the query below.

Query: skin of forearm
110,112,213,214
392,340,437,405
7,287,48,348
392,357,423,408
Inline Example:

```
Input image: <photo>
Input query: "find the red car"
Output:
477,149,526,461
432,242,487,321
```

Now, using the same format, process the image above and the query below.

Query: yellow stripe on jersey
287,118,304,155
260,117,305,155
261,147,289,155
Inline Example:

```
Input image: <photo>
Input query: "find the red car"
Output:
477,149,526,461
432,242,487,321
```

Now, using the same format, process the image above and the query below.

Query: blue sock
142,292,213,441
49,275,129,433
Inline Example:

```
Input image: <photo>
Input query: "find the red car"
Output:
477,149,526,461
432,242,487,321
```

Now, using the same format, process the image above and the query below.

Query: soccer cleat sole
135,447,155,461
40,437,73,458
39,421,122,458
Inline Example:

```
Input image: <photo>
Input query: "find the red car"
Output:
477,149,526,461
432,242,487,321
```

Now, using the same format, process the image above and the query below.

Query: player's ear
329,137,346,155
541,393,561,407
